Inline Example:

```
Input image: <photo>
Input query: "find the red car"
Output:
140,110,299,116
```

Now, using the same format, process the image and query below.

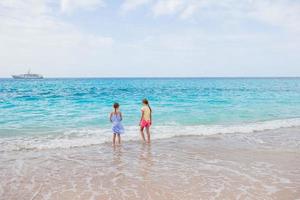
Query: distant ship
12,70,43,79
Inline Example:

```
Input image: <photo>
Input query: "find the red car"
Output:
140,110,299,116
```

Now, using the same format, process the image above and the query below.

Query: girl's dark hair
113,102,119,113
142,99,152,113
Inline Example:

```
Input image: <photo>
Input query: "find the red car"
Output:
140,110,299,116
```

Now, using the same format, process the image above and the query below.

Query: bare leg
140,126,146,142
146,126,151,143
117,134,121,145
112,133,116,146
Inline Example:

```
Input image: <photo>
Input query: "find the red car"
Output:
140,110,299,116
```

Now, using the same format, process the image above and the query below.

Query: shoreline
1,118,300,152
1,127,300,199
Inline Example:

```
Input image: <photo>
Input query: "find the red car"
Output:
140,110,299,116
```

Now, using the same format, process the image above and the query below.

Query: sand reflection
112,146,124,171
138,143,154,180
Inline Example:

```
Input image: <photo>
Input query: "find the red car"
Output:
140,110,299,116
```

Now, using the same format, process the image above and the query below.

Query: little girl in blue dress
110,102,124,146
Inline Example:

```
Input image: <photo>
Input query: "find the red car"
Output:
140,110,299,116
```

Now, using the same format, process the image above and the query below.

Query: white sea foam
1,118,300,151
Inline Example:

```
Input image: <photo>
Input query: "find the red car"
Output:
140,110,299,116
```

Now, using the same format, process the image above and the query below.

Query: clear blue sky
0,0,299,77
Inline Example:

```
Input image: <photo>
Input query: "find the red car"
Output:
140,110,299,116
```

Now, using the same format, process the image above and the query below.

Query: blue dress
111,113,124,134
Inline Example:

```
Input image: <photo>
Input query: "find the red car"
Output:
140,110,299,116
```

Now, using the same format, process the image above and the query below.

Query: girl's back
111,112,122,123
111,111,124,135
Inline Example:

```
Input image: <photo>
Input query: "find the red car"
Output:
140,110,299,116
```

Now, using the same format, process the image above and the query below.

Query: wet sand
1,127,300,200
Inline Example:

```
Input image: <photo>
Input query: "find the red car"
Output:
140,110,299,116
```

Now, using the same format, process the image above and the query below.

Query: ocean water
1,78,300,150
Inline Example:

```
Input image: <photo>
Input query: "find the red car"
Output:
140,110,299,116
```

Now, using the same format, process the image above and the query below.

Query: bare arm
109,112,113,123
140,110,144,125
120,112,123,121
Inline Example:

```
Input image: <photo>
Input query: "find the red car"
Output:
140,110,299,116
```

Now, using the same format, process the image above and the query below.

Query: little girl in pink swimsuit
139,99,152,143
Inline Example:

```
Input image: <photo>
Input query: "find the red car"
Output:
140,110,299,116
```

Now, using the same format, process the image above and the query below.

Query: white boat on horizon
12,70,43,79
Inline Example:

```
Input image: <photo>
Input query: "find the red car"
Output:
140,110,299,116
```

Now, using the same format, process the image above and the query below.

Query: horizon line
1,76,300,79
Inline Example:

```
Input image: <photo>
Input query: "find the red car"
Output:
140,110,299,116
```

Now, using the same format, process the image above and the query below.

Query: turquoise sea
1,78,300,150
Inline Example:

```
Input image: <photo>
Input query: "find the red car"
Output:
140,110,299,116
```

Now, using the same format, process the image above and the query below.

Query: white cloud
60,0,105,13
249,0,300,32
152,0,183,16
121,0,150,12
0,0,113,76
0,0,112,47
179,2,200,19
120,0,300,33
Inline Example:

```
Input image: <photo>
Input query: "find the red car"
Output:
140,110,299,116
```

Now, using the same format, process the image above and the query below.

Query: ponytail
148,104,152,113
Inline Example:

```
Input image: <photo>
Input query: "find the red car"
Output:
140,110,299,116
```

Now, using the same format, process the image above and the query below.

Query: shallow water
1,127,299,200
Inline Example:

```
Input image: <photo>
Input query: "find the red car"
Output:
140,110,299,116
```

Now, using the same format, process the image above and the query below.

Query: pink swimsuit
140,119,151,128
